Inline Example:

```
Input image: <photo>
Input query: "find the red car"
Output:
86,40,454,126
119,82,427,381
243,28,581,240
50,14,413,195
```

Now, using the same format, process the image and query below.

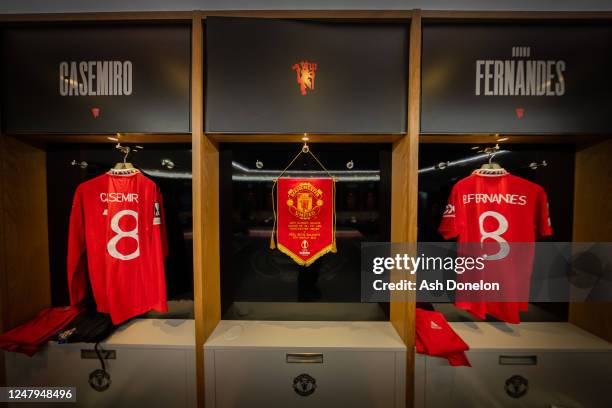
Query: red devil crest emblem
292,61,317,95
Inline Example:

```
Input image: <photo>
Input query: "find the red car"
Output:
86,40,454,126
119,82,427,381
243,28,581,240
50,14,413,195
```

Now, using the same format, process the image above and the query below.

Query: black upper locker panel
205,17,408,134
2,24,191,134
421,23,612,134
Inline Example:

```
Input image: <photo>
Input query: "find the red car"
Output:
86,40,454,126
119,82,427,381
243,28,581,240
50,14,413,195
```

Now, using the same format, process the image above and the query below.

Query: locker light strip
418,150,510,174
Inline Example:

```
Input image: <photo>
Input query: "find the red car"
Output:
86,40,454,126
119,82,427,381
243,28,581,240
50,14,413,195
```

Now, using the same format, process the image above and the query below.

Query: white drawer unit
414,353,426,408
421,323,612,408
204,320,407,408
4,319,196,408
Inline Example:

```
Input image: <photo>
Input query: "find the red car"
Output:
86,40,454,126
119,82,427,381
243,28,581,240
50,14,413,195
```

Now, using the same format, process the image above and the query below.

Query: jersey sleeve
154,188,168,259
439,184,463,240
535,187,553,238
150,187,168,313
66,186,88,306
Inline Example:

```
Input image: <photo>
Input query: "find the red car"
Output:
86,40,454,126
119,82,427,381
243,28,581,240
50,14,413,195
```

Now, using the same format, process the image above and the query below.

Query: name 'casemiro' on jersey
59,60,132,96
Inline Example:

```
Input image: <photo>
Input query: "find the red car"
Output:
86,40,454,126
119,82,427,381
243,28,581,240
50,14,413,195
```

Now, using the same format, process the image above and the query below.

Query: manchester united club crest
293,373,317,397
287,182,324,219
292,61,317,95
505,375,528,398
274,178,335,266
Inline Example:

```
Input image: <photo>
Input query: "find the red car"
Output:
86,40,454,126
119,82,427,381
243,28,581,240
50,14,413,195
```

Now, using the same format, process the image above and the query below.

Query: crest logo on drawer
293,373,316,396
505,375,528,398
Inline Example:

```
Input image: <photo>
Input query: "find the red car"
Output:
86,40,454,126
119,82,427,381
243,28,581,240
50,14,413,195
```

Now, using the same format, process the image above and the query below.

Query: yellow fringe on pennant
277,243,335,267
270,235,276,250
270,233,276,249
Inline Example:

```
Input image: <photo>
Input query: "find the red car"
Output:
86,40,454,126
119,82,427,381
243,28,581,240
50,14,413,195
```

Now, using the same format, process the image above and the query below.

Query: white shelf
450,322,612,352
50,318,195,349
204,320,407,351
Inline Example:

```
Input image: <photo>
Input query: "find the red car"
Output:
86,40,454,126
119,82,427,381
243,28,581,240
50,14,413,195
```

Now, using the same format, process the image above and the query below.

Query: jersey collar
107,168,140,176
472,168,509,177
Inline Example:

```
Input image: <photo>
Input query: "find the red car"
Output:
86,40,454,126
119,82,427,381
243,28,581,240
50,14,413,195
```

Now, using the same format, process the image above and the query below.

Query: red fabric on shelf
415,308,471,367
0,306,83,356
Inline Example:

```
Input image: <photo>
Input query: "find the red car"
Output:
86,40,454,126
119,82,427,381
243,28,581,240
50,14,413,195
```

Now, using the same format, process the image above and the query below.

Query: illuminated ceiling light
141,168,190,179
231,161,380,182
497,137,509,142
418,150,510,174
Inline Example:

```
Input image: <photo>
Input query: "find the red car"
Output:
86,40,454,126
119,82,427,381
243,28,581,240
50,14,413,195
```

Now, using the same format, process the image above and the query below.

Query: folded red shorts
0,306,83,356
416,308,471,367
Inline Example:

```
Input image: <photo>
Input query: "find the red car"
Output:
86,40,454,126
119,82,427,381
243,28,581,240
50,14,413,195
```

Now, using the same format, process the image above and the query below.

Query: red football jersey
439,169,552,323
67,169,168,324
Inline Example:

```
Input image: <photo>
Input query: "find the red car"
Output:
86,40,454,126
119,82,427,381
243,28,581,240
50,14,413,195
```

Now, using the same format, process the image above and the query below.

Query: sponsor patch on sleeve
153,202,161,225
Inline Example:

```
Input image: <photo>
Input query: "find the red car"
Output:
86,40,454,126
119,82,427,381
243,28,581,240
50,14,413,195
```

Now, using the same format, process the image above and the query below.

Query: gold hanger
113,133,134,170
480,144,503,170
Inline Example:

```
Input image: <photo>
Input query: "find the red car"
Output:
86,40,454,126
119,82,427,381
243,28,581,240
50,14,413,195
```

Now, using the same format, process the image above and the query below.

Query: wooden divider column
0,135,51,330
0,132,5,388
192,13,221,407
0,134,52,386
191,13,205,407
390,10,421,408
569,138,612,342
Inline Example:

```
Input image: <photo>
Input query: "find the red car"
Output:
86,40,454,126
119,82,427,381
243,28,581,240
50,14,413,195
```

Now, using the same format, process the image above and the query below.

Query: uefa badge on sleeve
153,202,161,225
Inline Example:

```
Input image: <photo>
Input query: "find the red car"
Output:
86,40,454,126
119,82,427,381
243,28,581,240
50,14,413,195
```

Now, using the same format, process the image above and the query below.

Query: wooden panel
209,134,402,144
570,303,612,342
421,10,612,20
191,14,206,408
202,10,413,19
0,346,4,387
0,131,5,387
14,133,403,146
192,14,222,408
0,10,413,24
573,138,612,241
195,139,221,407
201,134,221,340
420,134,608,145
0,135,51,330
390,11,420,408
0,11,193,22
2,9,611,24
7,134,192,145
569,138,612,342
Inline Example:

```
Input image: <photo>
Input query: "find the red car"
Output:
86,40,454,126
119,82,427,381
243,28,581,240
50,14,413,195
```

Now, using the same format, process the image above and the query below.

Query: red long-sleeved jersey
439,169,552,323
67,169,167,324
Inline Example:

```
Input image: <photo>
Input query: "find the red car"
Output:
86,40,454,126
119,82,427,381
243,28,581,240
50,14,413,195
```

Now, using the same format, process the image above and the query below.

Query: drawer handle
286,353,323,364
499,355,537,366
81,349,116,360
